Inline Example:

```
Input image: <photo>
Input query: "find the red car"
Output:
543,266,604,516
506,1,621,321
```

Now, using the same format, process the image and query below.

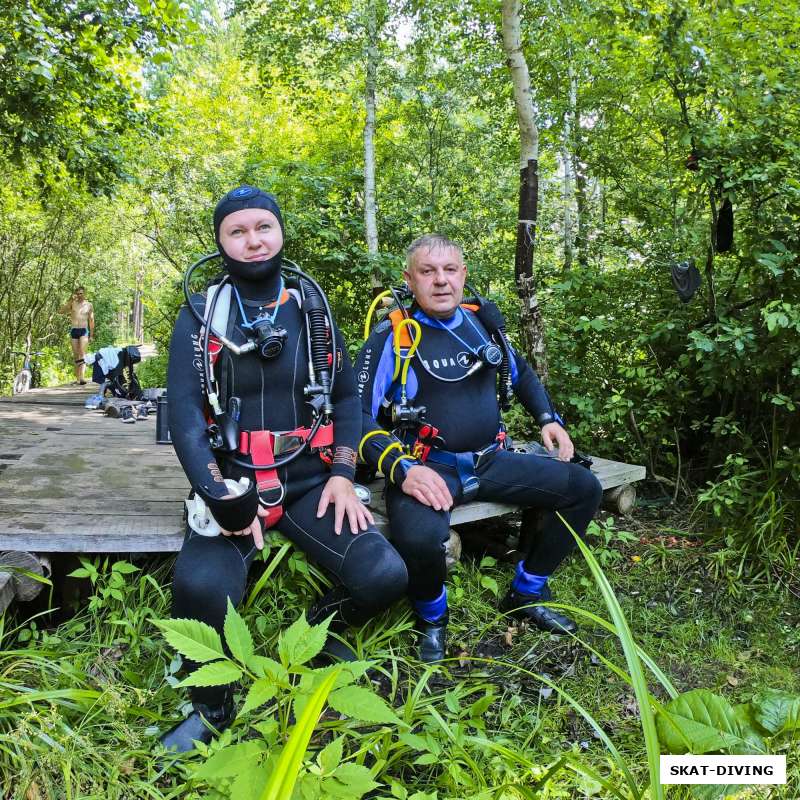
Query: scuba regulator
249,312,288,359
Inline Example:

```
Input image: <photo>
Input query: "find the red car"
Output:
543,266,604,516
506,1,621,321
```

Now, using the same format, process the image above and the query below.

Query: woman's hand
219,494,270,550
317,475,374,535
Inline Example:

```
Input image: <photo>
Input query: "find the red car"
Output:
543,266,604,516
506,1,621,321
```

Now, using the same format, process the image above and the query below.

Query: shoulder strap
388,309,412,348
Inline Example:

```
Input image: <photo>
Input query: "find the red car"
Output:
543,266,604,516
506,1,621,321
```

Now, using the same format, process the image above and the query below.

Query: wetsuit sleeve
354,325,421,487
167,302,258,529
509,345,560,427
328,324,360,481
167,302,225,497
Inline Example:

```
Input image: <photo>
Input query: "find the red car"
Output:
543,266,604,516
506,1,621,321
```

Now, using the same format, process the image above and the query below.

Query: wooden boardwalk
0,385,645,554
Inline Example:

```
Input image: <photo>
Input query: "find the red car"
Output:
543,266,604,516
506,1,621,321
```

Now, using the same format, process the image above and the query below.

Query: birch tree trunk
562,59,575,271
562,144,574,271
501,0,548,381
364,0,381,293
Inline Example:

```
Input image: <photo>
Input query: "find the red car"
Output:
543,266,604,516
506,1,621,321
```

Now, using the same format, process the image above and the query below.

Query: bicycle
11,336,43,395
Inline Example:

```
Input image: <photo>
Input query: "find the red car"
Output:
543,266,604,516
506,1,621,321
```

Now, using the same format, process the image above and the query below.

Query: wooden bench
0,385,645,612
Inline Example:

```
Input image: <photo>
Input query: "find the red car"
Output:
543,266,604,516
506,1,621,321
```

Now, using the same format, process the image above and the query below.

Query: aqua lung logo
191,332,207,393
357,348,372,396
420,353,470,371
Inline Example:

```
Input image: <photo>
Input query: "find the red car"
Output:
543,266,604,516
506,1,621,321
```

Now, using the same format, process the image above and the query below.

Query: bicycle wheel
12,369,32,395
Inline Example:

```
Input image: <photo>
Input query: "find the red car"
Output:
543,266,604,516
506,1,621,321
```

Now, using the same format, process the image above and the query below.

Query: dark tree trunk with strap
514,158,549,382
502,0,549,383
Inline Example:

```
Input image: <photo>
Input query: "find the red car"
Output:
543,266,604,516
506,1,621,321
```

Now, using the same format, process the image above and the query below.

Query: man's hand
541,422,574,462
317,475,374,535
401,465,453,511
219,494,270,550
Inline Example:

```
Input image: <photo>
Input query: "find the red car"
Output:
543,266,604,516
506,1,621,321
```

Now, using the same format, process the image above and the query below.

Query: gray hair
405,233,464,270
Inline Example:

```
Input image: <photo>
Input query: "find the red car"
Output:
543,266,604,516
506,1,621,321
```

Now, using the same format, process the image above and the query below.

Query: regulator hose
302,278,334,415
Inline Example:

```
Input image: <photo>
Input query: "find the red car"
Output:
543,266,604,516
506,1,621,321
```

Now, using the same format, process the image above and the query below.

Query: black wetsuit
168,270,407,703
355,305,602,606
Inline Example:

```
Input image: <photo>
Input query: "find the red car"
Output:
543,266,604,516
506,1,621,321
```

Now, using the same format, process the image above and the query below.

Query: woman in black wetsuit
160,186,407,753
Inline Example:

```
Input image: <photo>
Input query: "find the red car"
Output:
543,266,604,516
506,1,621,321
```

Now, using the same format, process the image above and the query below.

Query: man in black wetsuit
355,234,602,662
160,186,407,752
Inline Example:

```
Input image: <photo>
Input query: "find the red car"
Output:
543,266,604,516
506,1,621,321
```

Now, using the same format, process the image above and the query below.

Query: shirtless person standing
60,287,94,385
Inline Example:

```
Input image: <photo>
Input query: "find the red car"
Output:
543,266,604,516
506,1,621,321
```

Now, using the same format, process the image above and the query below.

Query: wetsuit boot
499,562,577,635
413,587,448,663
416,612,448,663
307,586,359,664
159,688,235,754
500,583,577,635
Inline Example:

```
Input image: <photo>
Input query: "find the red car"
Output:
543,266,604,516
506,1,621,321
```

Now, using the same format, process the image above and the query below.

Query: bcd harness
185,254,338,528
363,293,515,501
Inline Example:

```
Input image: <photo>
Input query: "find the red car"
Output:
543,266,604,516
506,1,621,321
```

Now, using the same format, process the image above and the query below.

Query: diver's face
404,245,467,319
218,208,284,263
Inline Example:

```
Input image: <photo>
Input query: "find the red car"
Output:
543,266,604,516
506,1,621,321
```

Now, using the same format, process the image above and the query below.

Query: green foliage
2,525,800,798
154,603,397,798
656,687,800,800
0,0,190,188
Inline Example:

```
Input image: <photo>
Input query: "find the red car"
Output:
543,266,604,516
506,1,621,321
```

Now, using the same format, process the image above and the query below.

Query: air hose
301,277,334,415
364,289,394,339
392,318,422,404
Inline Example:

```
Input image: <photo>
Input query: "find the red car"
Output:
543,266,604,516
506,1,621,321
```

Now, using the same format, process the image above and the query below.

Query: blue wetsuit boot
500,562,577,635
413,588,448,663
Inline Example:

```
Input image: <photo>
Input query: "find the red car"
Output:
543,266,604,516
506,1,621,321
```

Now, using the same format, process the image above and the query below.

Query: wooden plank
0,515,185,552
0,499,184,515
0,383,646,553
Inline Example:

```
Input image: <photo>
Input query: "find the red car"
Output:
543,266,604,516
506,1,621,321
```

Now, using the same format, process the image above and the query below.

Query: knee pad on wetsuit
172,540,249,629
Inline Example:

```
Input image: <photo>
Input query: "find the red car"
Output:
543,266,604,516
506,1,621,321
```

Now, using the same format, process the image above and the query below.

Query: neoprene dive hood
213,185,285,283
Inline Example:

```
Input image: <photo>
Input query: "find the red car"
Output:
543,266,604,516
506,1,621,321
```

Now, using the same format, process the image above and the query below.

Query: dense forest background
1,0,797,572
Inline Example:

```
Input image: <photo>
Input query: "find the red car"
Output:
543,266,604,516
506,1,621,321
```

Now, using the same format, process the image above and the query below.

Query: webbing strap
247,431,283,528
208,335,223,366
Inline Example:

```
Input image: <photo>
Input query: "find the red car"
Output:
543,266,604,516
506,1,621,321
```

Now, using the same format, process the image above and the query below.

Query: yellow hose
377,441,404,474
358,428,390,462
363,290,394,340
391,318,422,385
389,454,417,485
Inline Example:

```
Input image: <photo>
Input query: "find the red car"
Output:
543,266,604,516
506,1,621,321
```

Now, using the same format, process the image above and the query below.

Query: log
0,571,14,615
444,529,462,572
603,483,637,515
0,550,47,602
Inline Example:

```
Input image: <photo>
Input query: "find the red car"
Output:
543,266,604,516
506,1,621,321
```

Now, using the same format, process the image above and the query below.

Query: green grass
1,512,799,799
